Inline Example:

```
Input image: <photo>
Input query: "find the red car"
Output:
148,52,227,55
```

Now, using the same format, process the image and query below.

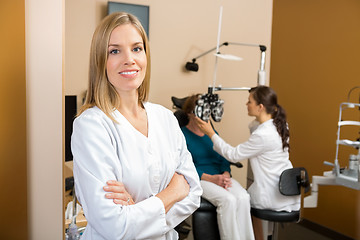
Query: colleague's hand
103,180,135,205
168,172,190,202
194,117,216,138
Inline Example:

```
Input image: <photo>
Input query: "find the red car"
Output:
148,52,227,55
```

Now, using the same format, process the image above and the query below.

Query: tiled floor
277,220,354,240
181,219,355,240
278,222,333,240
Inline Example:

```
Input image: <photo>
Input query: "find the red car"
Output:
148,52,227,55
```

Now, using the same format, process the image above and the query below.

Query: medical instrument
304,87,360,208
185,6,266,122
65,195,81,240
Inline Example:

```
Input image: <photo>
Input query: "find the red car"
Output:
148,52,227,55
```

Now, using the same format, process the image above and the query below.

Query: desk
65,209,87,229
64,160,88,229
64,161,74,179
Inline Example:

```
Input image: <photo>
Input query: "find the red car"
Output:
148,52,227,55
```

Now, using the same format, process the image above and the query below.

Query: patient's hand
222,171,232,189
103,180,135,205
202,172,232,189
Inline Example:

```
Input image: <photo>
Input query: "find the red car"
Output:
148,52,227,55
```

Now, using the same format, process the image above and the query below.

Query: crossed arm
104,172,190,213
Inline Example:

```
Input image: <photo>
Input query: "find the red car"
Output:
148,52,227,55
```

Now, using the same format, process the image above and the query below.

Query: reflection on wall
108,2,149,37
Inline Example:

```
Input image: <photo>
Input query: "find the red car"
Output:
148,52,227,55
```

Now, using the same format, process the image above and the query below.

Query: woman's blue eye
109,49,119,54
133,47,143,52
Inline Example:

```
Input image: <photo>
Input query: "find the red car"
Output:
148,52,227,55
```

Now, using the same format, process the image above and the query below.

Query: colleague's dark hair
249,86,289,150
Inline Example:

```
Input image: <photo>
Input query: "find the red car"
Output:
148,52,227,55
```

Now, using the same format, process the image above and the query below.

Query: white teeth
121,71,137,75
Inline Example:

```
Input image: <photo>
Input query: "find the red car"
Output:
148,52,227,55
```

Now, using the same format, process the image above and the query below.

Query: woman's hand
194,117,216,138
156,172,190,213
168,172,190,201
103,180,135,205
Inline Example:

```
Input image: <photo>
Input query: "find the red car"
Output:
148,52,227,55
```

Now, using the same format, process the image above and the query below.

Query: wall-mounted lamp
185,41,267,86
185,42,267,122
185,42,229,72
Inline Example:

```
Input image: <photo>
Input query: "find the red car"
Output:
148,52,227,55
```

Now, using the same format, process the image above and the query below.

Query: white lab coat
71,102,202,240
211,119,300,211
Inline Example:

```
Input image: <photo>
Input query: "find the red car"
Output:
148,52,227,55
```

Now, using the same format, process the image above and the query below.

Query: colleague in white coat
71,12,202,240
195,86,300,240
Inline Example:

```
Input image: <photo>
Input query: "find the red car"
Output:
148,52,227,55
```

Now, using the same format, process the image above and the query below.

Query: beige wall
271,0,360,238
65,0,274,186
13,0,360,238
26,0,64,239
0,1,28,239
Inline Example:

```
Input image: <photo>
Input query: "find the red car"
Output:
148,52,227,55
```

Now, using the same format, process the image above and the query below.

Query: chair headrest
174,110,189,128
171,96,189,109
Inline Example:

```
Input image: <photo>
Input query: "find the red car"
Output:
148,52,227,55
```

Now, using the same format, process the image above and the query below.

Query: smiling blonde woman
71,12,202,240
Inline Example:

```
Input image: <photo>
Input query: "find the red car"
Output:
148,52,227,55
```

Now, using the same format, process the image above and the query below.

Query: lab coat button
153,176,159,183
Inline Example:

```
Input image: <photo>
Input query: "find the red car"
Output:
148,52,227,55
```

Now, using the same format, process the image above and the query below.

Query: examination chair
251,167,310,240
171,96,242,240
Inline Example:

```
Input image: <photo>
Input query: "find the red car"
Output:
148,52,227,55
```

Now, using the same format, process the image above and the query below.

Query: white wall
26,0,64,238
65,0,273,186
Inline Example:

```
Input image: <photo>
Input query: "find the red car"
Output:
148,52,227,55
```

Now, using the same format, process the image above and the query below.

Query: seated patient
181,94,255,240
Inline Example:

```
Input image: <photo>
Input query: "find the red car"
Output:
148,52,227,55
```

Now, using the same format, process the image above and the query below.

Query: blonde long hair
78,12,151,121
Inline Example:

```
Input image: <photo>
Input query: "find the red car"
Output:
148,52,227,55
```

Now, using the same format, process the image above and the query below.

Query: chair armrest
230,162,243,168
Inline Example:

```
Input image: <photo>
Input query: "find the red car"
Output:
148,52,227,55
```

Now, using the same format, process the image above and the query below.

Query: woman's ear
258,104,265,112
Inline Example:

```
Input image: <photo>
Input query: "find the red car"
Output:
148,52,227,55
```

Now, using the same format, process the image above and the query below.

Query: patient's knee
219,194,237,209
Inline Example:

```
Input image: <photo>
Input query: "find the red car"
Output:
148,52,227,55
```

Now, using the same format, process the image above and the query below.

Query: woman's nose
123,51,135,65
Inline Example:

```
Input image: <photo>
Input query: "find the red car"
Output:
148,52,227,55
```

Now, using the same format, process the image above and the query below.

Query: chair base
192,198,220,240
251,208,299,240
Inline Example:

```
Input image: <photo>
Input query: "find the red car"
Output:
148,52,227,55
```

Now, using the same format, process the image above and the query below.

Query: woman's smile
119,69,139,78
